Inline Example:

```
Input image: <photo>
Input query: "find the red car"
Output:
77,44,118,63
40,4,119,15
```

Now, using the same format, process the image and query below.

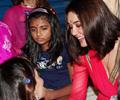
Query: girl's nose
36,29,41,36
37,32,41,36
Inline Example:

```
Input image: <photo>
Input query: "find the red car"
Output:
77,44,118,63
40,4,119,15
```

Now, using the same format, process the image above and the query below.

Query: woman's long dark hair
24,7,63,64
66,0,120,62
0,57,36,100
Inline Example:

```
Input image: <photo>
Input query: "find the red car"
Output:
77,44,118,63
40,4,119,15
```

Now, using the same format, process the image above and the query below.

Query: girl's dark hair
66,0,120,61
24,7,63,65
0,57,36,100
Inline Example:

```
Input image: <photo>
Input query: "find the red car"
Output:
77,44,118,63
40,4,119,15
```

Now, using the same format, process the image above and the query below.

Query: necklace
103,39,120,77
109,40,120,83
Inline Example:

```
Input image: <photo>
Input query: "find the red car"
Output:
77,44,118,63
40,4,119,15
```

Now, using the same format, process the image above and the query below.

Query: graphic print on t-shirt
37,55,63,70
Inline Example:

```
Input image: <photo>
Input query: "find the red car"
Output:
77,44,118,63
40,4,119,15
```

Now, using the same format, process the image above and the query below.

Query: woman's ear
34,69,45,99
25,83,33,93
25,69,38,93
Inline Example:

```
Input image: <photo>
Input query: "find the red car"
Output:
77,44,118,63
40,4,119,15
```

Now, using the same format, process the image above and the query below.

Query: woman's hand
34,69,46,99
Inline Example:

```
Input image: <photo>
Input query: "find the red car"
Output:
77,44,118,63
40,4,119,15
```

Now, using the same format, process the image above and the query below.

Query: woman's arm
70,62,89,100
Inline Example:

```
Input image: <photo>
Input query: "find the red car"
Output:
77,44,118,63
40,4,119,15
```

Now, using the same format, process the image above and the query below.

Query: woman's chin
79,39,87,47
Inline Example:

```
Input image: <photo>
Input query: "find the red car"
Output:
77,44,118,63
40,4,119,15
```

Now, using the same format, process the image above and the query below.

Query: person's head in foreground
0,57,44,100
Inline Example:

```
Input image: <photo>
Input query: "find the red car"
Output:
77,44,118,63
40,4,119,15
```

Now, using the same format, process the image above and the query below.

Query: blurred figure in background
103,0,120,18
0,21,18,64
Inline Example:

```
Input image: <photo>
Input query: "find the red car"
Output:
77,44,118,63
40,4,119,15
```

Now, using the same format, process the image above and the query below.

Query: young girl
24,7,72,100
3,0,51,53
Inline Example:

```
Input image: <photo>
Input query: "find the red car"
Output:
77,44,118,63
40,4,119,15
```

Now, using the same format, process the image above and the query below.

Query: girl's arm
44,63,72,100
44,84,71,100
67,63,73,81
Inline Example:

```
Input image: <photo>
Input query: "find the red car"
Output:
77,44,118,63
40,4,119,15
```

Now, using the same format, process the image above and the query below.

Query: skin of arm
44,84,71,100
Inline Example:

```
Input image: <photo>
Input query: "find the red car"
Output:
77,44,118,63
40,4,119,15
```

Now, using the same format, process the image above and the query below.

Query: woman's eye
76,24,82,28
68,25,72,30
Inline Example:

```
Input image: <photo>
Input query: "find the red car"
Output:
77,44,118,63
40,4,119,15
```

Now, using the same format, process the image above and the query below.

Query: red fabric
70,50,118,100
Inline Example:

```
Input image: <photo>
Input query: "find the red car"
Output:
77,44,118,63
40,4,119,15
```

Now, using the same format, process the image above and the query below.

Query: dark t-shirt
36,47,71,89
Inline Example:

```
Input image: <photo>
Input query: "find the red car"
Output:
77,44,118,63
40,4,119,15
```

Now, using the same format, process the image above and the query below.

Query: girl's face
67,11,87,47
30,17,52,51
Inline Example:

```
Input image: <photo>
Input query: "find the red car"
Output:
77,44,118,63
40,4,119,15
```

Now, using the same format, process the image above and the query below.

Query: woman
65,0,120,99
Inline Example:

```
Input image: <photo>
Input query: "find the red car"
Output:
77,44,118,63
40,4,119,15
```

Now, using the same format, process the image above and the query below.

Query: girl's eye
42,27,47,30
30,28,36,32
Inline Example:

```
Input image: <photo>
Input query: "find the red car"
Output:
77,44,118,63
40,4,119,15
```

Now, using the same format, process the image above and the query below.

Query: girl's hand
44,89,55,100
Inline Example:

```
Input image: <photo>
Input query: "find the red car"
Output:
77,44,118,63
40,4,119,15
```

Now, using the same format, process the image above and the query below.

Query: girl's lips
36,38,44,41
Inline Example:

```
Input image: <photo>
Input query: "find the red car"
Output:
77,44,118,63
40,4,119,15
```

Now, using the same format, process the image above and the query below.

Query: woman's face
30,17,52,51
67,11,87,47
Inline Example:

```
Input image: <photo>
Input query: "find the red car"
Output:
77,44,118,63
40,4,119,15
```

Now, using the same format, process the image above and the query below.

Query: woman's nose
72,26,78,36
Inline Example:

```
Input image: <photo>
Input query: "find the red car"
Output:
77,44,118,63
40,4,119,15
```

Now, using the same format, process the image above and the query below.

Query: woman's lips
78,35,85,40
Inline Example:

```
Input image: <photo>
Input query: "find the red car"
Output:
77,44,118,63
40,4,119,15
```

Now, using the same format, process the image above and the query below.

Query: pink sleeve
0,21,17,64
3,8,17,43
70,60,89,100
3,8,22,54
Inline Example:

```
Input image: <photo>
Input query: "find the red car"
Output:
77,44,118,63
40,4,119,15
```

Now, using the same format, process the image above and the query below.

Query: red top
70,50,118,100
